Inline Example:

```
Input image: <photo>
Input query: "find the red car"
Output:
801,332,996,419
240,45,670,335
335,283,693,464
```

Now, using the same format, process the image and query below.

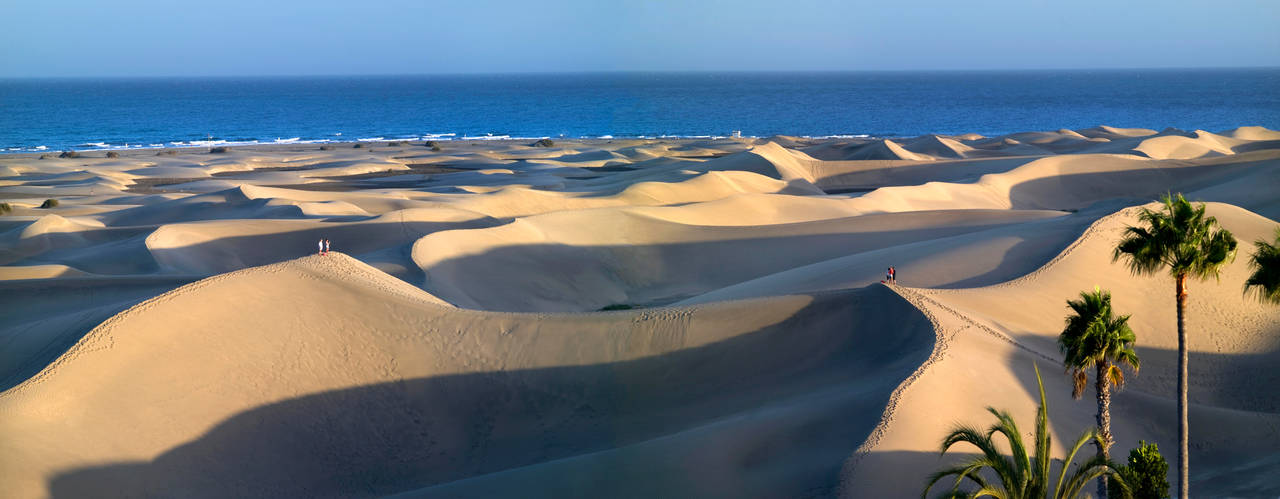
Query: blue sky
3,0,1277,77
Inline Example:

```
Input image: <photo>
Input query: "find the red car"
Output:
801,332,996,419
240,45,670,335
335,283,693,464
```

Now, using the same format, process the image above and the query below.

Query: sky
2,0,1278,77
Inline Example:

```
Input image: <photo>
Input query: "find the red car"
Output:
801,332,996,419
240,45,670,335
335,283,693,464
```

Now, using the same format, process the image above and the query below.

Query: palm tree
1245,228,1280,304
1112,193,1237,499
1059,287,1140,499
923,365,1129,499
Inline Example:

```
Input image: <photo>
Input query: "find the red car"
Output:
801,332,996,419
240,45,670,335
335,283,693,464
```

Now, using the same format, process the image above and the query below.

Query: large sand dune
1,129,1277,498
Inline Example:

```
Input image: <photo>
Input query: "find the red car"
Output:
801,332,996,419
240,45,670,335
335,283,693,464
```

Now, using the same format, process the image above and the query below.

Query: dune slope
1,254,936,499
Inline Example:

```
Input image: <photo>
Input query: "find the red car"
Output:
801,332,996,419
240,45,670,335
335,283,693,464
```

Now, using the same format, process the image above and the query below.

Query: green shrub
40,199,59,209
156,149,178,156
106,151,120,158
1110,440,1170,499
431,145,442,152
38,154,51,160
209,146,229,154
599,303,635,311
353,143,365,148
386,141,405,147
423,141,437,148
0,202,11,214
531,138,555,147
59,150,80,158
319,145,335,151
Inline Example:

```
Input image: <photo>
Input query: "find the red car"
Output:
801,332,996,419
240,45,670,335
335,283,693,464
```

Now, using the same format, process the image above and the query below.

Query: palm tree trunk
1097,361,1112,499
1176,273,1190,499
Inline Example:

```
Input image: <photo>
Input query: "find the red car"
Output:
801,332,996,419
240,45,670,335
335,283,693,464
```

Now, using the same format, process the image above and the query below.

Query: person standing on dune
891,266,897,284
886,267,893,284
318,238,325,255
325,239,331,255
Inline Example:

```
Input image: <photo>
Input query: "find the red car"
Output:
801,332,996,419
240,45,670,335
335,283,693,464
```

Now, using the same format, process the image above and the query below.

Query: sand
0,129,1277,498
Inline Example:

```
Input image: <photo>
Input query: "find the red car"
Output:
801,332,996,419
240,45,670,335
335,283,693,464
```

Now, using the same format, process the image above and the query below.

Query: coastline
5,69,1278,154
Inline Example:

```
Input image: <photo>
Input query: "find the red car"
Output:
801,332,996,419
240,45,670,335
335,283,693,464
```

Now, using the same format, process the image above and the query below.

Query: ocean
1,69,1277,152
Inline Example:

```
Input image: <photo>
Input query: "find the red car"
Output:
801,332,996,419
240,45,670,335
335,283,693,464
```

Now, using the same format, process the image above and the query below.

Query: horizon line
3,65,1279,80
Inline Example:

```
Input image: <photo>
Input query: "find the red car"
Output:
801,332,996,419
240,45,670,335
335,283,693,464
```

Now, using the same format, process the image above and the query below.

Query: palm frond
1070,369,1088,399
969,485,1011,499
1113,225,1166,275
1108,470,1134,499
1058,451,1123,499
1114,345,1140,373
1116,193,1238,282
940,425,990,455
936,423,1020,496
1245,228,1280,304
923,459,996,499
1188,224,1237,280
985,408,1029,491
1106,362,1125,388
1059,288,1139,393
1033,364,1052,496
927,363,1136,499
1053,428,1101,499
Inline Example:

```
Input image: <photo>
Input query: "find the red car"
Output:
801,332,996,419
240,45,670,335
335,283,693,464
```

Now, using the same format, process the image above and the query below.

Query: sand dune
438,167,821,219
845,202,1280,497
146,207,496,275
1221,125,1280,141
968,130,1088,154
412,207,1062,312
900,134,978,159
1075,128,1245,159
1,129,1277,498
677,204,1116,304
848,150,1280,214
1075,125,1159,140
0,254,934,498
842,139,930,161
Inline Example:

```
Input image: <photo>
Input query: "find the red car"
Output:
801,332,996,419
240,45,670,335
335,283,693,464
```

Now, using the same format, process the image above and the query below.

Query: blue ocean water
1,69,1277,152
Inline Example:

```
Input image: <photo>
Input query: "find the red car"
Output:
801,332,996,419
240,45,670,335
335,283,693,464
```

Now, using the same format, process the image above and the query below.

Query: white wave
806,134,871,139
186,139,229,147
2,131,889,156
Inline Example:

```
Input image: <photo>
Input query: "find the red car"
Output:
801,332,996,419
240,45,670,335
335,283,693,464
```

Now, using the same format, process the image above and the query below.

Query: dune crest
1,253,935,499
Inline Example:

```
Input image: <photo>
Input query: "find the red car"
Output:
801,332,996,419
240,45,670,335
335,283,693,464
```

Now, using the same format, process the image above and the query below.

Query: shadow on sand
47,286,936,499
